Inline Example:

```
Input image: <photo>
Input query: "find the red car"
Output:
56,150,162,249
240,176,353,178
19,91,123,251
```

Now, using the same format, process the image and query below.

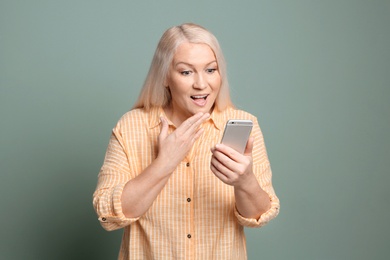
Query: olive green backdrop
1,0,389,259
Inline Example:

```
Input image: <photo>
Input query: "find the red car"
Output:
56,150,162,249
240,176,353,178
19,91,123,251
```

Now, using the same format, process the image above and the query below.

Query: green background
1,0,389,259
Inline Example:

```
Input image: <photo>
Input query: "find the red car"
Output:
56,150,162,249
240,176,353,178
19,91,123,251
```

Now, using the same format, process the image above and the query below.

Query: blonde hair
132,23,233,111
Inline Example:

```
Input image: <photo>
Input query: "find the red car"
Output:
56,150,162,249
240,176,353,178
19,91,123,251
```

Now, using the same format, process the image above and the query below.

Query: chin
196,107,213,114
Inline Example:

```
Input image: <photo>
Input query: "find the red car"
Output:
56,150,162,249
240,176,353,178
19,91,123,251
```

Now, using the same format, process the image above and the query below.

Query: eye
180,70,192,76
206,68,217,74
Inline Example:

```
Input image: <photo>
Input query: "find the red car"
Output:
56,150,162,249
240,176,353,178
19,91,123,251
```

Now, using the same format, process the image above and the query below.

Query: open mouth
191,94,208,100
190,94,209,107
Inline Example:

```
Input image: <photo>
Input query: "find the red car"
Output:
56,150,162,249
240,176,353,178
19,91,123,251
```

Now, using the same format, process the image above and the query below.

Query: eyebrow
174,60,218,68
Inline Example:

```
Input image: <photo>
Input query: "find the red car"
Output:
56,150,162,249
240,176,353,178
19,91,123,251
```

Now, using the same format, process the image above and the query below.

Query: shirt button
187,198,191,202
186,162,190,167
187,234,191,239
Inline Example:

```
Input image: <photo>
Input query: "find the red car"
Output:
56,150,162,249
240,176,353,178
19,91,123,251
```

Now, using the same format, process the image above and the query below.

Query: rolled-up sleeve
93,126,139,231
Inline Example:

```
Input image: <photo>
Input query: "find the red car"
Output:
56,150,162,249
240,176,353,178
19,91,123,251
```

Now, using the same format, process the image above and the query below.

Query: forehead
172,42,216,65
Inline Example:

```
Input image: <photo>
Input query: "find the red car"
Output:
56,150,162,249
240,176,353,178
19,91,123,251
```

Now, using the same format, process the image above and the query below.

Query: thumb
159,117,169,141
244,136,254,156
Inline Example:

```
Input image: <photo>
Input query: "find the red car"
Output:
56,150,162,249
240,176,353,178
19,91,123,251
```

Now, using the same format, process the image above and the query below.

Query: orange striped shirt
93,106,279,259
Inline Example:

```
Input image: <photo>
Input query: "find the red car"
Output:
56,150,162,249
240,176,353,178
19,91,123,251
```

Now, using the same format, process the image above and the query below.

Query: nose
193,73,207,89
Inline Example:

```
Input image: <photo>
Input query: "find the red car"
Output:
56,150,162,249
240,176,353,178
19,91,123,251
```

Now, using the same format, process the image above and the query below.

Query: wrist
234,172,257,191
153,155,176,176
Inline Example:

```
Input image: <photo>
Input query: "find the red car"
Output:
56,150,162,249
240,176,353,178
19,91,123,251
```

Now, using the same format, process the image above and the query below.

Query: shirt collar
209,108,225,130
149,107,169,129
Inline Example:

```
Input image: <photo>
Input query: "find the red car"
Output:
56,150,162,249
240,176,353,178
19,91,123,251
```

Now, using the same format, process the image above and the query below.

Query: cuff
234,198,280,228
97,182,140,231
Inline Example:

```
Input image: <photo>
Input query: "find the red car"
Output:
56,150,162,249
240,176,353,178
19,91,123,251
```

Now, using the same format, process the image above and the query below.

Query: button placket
184,159,194,245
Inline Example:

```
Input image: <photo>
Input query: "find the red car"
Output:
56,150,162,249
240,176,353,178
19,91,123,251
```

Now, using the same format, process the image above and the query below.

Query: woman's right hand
157,112,210,173
119,112,209,218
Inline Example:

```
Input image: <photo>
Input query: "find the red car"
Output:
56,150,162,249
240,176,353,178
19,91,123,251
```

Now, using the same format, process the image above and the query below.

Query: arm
121,112,210,218
210,137,270,219
93,112,210,230
233,136,272,219
210,119,279,226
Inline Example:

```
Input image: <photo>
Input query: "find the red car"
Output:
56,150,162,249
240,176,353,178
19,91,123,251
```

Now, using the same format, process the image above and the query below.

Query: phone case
221,119,253,154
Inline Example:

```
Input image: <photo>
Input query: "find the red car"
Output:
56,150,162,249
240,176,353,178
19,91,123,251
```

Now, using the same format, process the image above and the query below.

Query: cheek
211,76,222,90
171,75,191,88
169,81,191,98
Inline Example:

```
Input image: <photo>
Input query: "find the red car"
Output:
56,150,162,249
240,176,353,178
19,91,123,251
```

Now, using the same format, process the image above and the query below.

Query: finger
210,153,235,179
210,159,238,186
192,127,205,142
210,163,230,184
244,136,254,156
214,143,242,163
188,112,210,133
180,112,204,130
180,112,210,134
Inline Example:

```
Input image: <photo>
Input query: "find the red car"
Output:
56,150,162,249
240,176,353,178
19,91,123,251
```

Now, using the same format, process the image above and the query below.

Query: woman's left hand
210,137,255,188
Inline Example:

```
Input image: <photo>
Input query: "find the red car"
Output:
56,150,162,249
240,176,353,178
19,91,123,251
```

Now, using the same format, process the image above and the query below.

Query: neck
163,106,188,127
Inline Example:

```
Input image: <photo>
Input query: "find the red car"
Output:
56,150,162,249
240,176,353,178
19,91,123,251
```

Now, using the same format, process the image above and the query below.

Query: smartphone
221,119,253,154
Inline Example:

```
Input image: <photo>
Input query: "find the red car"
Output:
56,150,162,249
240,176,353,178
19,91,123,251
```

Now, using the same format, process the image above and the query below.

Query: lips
191,94,208,100
191,94,209,106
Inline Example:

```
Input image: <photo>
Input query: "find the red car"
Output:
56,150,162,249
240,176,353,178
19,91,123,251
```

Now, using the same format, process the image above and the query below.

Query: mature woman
93,23,279,259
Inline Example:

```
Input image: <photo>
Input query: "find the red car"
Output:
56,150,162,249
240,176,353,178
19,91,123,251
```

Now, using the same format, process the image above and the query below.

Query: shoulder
118,108,149,122
219,107,258,121
115,107,159,132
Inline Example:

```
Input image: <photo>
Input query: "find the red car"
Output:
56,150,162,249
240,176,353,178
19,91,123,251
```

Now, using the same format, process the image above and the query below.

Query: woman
93,23,279,259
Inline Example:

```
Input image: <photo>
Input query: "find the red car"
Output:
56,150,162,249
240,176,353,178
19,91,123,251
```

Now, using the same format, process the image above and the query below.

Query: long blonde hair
133,23,233,111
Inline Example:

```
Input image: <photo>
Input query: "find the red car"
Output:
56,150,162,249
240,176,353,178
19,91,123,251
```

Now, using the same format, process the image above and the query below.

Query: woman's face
165,42,221,125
